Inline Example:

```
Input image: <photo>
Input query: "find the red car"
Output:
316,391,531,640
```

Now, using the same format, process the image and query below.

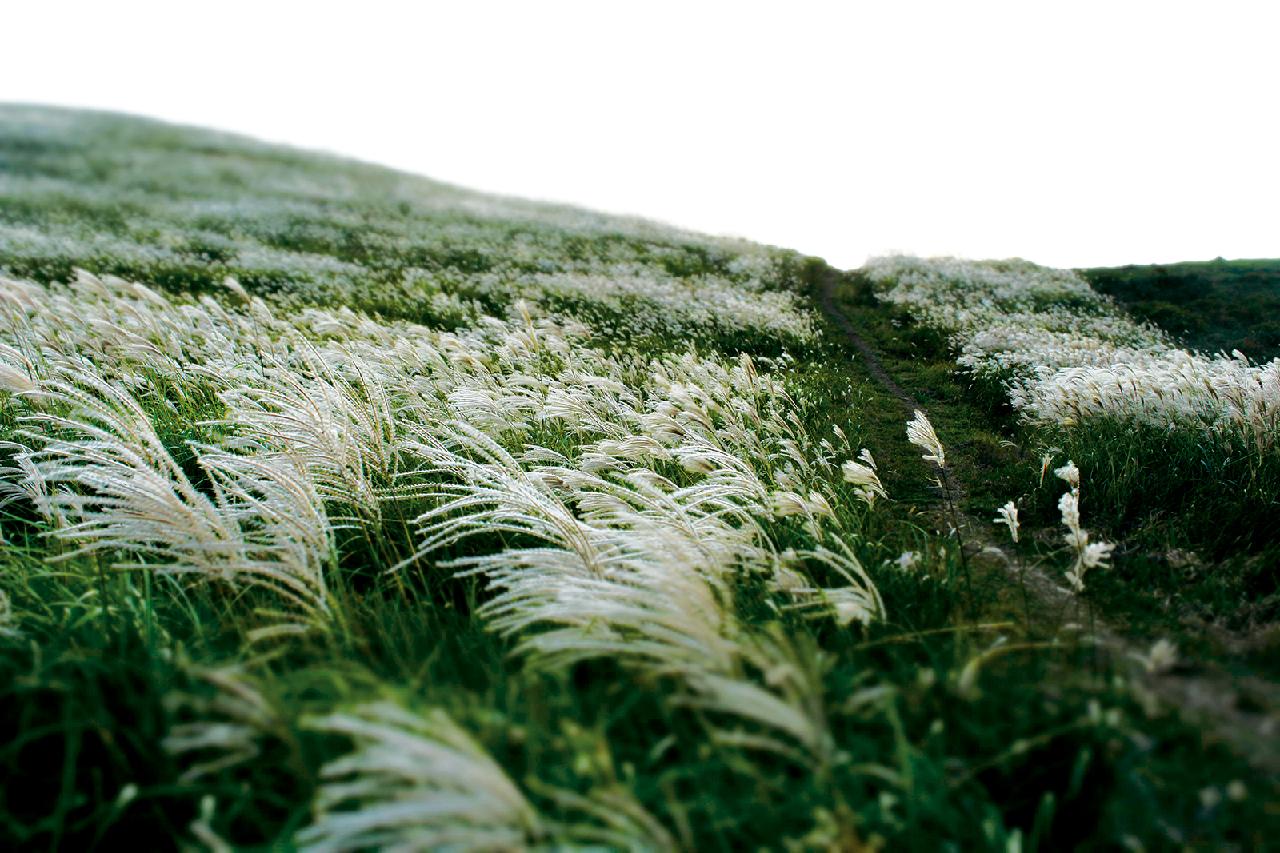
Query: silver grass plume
0,589,20,639
162,664,279,782
1056,473,1115,593
14,361,332,619
993,500,1020,543
399,421,863,769
296,701,543,852
841,448,887,506
906,410,946,468
218,346,396,521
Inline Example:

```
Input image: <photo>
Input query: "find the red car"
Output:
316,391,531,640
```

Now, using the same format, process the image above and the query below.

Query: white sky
5,1,1278,269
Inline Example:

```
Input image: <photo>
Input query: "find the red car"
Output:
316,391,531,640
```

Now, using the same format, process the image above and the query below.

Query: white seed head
993,500,1020,543
1054,460,1080,490
906,410,946,468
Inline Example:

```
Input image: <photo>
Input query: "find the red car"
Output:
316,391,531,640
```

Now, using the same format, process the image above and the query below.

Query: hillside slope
0,105,817,352
1084,258,1280,362
0,106,1273,850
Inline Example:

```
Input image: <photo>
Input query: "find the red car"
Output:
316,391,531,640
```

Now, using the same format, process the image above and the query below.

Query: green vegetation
859,256,1279,632
1084,258,1280,362
839,272,1279,767
0,106,1275,850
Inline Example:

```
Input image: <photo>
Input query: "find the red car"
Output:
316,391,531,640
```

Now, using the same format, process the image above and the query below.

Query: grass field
0,105,1276,850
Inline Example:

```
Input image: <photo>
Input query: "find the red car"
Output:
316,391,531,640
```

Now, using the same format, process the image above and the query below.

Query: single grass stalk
993,499,1031,628
907,410,973,615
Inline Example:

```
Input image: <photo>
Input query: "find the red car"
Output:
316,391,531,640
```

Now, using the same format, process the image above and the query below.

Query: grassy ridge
1084,258,1280,362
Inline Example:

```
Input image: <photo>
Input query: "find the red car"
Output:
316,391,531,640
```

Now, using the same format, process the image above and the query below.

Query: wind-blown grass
0,106,1272,849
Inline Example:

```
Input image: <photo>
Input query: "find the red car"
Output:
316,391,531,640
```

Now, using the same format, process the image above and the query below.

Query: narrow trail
816,265,1280,775
815,270,918,411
